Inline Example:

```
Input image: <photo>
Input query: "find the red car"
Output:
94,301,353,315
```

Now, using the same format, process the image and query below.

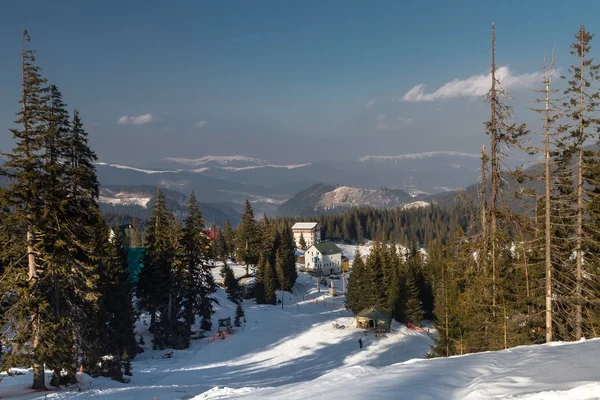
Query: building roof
292,222,318,230
356,306,392,320
310,242,342,255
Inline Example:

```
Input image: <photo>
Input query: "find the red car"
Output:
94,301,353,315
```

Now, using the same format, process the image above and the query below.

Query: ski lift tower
314,255,321,293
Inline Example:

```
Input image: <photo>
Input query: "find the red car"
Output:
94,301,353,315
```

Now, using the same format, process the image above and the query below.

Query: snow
98,192,153,208
318,186,405,210
359,151,480,162
163,156,269,167
1,270,432,400
95,162,181,174
4,258,600,400
218,164,311,171
226,338,600,400
402,200,430,210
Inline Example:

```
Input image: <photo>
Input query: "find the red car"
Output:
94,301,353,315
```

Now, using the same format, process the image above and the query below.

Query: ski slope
1,272,432,400
4,258,600,400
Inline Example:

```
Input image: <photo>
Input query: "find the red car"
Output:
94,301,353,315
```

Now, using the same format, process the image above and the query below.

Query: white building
291,222,321,249
304,242,342,276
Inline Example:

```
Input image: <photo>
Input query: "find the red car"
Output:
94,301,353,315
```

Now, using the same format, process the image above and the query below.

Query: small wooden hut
355,306,392,332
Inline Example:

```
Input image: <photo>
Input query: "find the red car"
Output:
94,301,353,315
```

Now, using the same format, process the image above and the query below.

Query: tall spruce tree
263,258,277,305
557,25,600,340
137,189,180,349
180,192,214,332
346,248,368,315
222,219,235,258
0,30,50,389
236,200,260,275
99,224,137,381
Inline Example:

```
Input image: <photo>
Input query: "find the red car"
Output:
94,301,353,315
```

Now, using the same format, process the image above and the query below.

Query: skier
358,338,363,349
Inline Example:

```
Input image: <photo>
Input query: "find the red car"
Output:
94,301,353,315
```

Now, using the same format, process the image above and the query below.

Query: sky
2,0,600,166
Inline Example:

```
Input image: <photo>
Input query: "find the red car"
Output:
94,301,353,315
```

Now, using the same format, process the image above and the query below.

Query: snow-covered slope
98,188,153,208
229,338,600,400
95,162,182,174
403,200,430,210
164,155,269,167
1,271,432,400
318,186,409,210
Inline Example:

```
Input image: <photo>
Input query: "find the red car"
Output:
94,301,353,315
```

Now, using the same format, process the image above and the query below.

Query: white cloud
402,66,544,102
194,120,207,129
117,113,154,125
366,99,377,108
376,115,414,131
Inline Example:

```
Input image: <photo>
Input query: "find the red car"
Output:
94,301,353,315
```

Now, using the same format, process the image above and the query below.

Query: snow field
1,267,433,400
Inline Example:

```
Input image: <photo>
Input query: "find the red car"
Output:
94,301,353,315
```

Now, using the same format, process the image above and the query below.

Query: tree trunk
31,314,45,390
490,23,498,318
544,54,553,343
575,33,584,340
575,144,583,340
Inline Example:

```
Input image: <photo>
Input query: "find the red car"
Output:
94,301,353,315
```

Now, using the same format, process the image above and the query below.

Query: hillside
4,265,599,400
277,183,412,216
99,185,242,226
1,270,433,400
232,338,600,400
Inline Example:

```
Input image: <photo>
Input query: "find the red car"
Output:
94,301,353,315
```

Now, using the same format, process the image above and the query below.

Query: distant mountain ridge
277,183,413,216
99,185,241,226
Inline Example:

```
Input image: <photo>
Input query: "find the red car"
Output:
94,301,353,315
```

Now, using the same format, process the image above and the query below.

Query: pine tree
100,224,137,381
137,189,180,349
263,259,277,305
281,222,298,291
180,193,214,333
234,304,245,327
346,248,368,314
236,200,260,275
222,219,235,258
221,263,242,304
298,232,307,250
1,30,49,389
405,273,423,324
558,25,600,340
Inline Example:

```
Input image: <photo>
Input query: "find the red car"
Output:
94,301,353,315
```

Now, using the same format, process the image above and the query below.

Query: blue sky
2,0,600,164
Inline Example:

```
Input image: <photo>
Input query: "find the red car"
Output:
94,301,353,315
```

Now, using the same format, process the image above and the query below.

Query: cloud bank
194,120,207,128
403,66,542,102
118,113,154,125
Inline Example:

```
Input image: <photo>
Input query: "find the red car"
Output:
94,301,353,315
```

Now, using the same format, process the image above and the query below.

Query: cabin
304,242,342,276
291,222,321,249
355,306,392,332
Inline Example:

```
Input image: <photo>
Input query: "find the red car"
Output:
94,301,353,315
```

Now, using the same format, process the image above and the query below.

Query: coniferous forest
4,21,600,392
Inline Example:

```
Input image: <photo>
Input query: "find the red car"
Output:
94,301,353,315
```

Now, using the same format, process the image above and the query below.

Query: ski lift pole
314,255,321,293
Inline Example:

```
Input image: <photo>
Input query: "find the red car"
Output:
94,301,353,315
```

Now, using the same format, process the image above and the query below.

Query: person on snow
358,338,363,349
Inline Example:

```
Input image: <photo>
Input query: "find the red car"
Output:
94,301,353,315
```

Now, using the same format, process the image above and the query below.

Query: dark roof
312,242,342,255
357,306,392,320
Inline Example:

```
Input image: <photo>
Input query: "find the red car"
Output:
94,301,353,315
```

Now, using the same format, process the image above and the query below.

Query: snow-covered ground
4,254,600,400
1,271,432,400
227,338,600,400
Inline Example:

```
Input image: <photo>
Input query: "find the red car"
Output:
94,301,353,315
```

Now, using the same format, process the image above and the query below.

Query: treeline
275,202,475,248
0,32,136,388
346,241,431,323
136,191,217,350
212,201,298,306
